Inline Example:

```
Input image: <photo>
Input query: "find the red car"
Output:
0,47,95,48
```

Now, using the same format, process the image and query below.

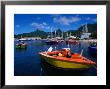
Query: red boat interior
40,50,96,65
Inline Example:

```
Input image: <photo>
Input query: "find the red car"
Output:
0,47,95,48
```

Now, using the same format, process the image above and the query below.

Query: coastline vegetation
14,23,97,39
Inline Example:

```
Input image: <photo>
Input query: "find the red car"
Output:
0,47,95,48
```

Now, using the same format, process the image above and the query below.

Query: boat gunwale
39,52,96,65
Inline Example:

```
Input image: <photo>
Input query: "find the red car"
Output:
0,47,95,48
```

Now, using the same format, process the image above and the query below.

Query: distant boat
88,42,97,55
39,48,96,69
66,36,78,45
45,28,63,45
16,42,27,49
19,38,31,41
55,37,64,43
45,39,59,45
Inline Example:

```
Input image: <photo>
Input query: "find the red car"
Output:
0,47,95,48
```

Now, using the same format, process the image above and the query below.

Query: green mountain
14,29,48,39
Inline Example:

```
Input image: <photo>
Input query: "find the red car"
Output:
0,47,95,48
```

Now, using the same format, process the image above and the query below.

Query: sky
14,14,97,34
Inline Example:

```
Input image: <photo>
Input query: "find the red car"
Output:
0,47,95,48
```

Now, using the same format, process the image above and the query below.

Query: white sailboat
45,27,59,45
80,23,91,40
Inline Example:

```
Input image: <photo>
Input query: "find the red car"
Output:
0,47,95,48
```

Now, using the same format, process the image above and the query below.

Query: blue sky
14,14,97,34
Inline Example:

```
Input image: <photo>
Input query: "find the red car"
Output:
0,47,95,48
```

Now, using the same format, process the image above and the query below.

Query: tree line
15,23,97,39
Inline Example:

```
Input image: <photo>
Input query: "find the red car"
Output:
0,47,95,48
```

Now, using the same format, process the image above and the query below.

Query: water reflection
15,47,27,51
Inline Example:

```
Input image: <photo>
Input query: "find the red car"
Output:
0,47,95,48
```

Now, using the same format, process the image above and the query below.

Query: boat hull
45,41,59,45
40,54,94,69
66,40,78,45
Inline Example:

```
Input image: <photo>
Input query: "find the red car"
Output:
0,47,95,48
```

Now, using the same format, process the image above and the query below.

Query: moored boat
16,42,27,49
39,48,96,69
45,40,59,45
66,39,78,45
19,38,32,41
66,36,79,45
45,28,64,45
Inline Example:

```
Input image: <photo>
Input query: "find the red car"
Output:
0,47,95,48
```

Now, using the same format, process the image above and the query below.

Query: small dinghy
16,41,27,49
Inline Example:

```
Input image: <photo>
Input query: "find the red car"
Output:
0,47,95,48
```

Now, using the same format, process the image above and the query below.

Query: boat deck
40,51,96,65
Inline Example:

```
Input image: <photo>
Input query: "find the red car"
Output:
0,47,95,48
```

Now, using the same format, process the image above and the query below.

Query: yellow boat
39,48,96,69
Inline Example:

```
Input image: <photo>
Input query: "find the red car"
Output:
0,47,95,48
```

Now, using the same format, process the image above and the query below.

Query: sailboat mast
82,25,84,33
85,23,88,33
68,43,70,48
66,32,68,37
55,30,56,38
62,31,63,38
70,32,71,37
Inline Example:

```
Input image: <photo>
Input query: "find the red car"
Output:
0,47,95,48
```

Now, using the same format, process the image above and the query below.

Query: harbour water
14,40,97,76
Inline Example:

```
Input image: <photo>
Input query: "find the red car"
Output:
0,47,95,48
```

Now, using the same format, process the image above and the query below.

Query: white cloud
43,22,47,25
85,17,91,20
85,17,97,22
16,25,20,28
53,16,81,25
71,17,81,22
31,22,50,30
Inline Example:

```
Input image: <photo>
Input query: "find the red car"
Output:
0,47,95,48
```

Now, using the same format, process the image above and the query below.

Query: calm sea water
14,40,97,76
